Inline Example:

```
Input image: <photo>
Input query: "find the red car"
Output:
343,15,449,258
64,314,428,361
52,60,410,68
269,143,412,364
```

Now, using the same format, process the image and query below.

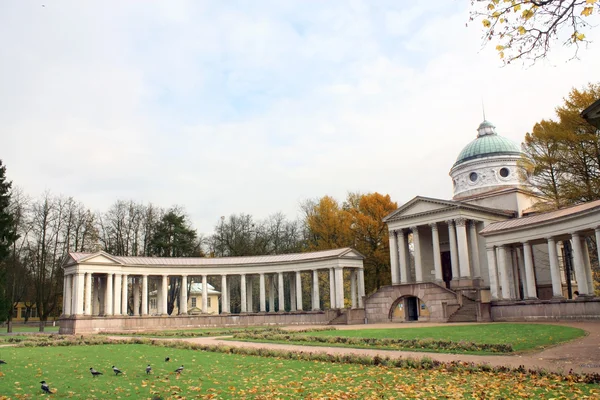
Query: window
499,167,509,178
150,299,157,309
20,308,26,318
191,297,197,308
12,307,18,318
207,298,212,307
30,307,38,318
469,172,478,182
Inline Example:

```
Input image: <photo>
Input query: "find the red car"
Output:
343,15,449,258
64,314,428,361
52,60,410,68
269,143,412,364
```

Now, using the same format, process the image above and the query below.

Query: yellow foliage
482,19,491,27
581,6,594,16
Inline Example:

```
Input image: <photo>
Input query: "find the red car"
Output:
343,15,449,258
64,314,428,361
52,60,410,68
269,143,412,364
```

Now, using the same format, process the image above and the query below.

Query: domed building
364,120,600,324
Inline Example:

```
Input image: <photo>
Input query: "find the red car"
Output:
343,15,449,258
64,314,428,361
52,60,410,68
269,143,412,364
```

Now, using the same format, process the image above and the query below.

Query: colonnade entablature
61,247,365,319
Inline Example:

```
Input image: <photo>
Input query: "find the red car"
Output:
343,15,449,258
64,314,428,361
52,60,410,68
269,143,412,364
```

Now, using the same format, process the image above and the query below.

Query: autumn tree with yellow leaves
470,0,599,63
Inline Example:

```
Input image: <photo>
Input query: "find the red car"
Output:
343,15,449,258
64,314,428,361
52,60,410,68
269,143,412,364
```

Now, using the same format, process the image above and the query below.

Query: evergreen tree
0,160,18,322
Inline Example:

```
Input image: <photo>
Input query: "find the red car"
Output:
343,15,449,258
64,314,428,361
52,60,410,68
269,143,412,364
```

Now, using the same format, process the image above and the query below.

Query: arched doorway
389,295,423,322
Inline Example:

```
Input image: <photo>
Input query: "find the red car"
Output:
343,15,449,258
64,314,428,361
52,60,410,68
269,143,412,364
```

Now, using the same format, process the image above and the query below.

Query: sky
2,1,600,235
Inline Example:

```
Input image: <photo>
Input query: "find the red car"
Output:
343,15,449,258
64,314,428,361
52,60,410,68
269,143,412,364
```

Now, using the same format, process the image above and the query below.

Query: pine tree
0,160,18,322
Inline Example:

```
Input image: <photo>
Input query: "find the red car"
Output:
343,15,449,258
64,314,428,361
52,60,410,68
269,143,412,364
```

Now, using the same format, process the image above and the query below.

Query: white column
201,275,208,313
141,275,148,316
358,267,365,308
268,275,275,312
133,278,140,316
312,270,320,311
595,228,600,291
240,274,247,313
290,274,297,311
469,221,481,278
105,273,114,315
486,246,499,299
446,220,459,280
411,226,423,282
522,241,538,299
295,271,303,311
92,277,99,315
84,272,92,315
582,238,595,295
277,272,284,312
516,248,527,299
121,274,128,315
389,231,400,284
398,229,409,283
64,274,72,315
429,223,443,282
350,270,357,309
74,273,84,315
160,275,168,315
547,237,563,298
221,275,228,314
260,273,267,312
329,268,336,308
571,232,590,295
334,267,344,309
455,218,472,279
497,245,511,299
180,275,188,315
113,274,122,316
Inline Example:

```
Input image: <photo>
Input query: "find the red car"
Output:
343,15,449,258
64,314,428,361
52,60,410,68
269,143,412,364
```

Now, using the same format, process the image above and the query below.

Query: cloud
1,0,599,235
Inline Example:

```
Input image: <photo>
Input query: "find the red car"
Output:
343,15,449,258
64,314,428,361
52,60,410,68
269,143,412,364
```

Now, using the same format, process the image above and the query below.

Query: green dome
453,121,521,167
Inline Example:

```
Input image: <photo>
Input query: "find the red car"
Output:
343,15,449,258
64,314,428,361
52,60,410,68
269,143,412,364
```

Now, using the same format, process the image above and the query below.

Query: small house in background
582,98,600,128
148,282,221,315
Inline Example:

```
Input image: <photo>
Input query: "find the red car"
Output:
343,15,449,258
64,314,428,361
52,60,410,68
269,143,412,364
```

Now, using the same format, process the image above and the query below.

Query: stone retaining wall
59,310,338,334
491,297,600,321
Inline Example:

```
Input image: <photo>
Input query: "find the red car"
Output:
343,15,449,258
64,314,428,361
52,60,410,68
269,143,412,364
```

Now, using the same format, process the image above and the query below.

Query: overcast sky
2,1,600,235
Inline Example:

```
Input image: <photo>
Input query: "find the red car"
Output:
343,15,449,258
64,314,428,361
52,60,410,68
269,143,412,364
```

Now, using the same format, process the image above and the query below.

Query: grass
0,325,59,334
101,326,275,338
0,343,598,399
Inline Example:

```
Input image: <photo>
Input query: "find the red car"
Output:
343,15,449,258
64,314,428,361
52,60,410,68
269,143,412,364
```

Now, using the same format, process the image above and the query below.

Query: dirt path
117,321,600,375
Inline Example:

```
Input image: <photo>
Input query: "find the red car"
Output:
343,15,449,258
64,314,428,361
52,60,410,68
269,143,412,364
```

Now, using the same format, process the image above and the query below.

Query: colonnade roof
383,196,515,224
480,199,600,236
63,247,364,269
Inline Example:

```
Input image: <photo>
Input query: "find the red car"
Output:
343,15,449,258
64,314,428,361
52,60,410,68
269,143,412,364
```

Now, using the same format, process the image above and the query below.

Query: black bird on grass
40,381,51,394
90,367,103,377
0,360,6,364
175,365,184,374
146,364,152,375
164,357,170,362
112,366,123,375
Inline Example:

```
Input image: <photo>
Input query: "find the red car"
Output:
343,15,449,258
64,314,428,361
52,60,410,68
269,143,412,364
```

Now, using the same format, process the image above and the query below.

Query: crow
112,366,123,376
165,357,170,362
90,367,103,377
175,365,184,374
40,380,51,394
146,364,152,375
0,360,6,364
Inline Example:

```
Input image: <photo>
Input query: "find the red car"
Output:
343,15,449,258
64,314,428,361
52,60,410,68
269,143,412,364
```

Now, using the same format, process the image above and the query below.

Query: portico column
290,274,297,311
411,226,423,282
455,218,472,279
240,274,247,313
446,220,459,280
246,276,253,312
429,223,443,282
334,267,344,309
398,230,409,283
497,245,511,299
180,275,188,315
160,275,168,315
389,231,400,284
329,268,336,308
260,273,267,312
220,275,228,314
74,273,84,315
350,270,357,309
267,276,274,312
84,272,92,315
121,274,128,315
486,246,500,299
546,237,563,298
105,273,114,315
277,272,284,312
113,273,122,316
522,242,538,299
64,274,72,316
358,267,365,308
312,270,320,311
295,271,303,311
571,232,590,295
141,275,148,316
202,275,208,313
133,278,140,316
582,238,595,295
468,221,481,278
595,228,600,290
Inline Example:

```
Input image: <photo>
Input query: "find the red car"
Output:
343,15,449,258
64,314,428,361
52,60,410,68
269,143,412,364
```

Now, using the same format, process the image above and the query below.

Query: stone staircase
328,309,348,325
447,295,478,323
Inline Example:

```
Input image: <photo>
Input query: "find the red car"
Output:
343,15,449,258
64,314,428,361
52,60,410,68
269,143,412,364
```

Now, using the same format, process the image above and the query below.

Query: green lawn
0,325,60,334
0,343,597,399
306,324,585,352
101,326,275,338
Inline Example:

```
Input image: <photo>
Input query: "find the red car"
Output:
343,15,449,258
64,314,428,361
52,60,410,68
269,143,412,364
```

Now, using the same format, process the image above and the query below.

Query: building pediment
63,251,123,268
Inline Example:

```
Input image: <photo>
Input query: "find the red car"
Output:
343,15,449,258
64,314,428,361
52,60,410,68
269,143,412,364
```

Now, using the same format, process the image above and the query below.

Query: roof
67,247,364,267
383,195,515,223
480,199,600,235
582,98,600,128
453,120,521,168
